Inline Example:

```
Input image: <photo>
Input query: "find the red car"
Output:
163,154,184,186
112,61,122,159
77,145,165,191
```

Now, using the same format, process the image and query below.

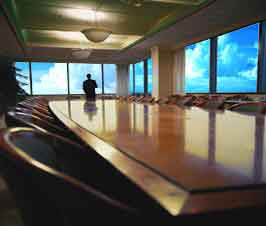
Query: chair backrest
0,128,142,226
14,107,56,123
227,102,266,114
18,102,52,116
197,96,225,109
6,111,66,135
177,95,196,106
155,97,169,105
0,128,167,225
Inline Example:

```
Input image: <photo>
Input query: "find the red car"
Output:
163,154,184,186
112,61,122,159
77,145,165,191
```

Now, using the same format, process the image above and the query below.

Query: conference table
49,99,266,217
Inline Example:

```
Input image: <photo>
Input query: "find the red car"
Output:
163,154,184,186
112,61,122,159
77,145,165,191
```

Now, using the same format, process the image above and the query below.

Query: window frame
130,57,151,96
184,21,263,94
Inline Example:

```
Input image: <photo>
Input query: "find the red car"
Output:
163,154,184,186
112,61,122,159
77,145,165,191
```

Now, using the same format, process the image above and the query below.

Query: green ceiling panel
2,0,26,45
3,0,212,50
15,0,100,10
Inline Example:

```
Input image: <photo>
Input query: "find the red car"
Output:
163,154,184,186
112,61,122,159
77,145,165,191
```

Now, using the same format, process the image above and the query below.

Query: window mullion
210,37,217,93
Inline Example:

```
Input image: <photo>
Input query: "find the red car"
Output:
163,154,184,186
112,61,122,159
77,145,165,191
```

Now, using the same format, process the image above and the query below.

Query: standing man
83,73,98,101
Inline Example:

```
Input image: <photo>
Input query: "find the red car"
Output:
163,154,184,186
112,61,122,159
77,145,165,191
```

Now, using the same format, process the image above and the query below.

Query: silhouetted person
83,73,97,101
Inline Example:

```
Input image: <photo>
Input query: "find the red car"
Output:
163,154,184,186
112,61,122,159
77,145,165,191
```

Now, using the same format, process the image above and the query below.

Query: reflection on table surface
52,99,266,192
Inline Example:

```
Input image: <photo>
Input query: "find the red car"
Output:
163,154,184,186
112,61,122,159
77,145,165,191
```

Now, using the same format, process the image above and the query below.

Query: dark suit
83,79,97,100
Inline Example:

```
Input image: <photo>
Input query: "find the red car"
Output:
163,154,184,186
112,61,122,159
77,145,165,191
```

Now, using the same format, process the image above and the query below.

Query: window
103,64,116,94
217,23,259,93
31,63,68,95
185,39,210,93
135,62,144,94
15,62,31,94
147,58,152,94
129,64,134,94
69,64,102,94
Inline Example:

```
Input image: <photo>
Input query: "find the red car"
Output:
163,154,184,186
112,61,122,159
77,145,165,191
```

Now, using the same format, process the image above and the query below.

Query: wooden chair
14,107,57,124
18,102,53,117
5,111,82,144
167,95,182,105
23,99,50,110
196,95,225,110
154,97,169,105
176,95,196,106
0,128,139,226
127,95,137,102
0,128,168,225
227,102,266,114
225,94,253,101
140,96,154,104
135,95,145,103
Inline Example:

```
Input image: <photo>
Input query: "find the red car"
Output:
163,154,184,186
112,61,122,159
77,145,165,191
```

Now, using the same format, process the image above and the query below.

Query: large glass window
135,62,144,94
147,58,152,94
103,64,116,94
69,64,102,94
185,39,210,93
32,63,68,95
217,24,259,93
15,62,31,94
129,64,134,94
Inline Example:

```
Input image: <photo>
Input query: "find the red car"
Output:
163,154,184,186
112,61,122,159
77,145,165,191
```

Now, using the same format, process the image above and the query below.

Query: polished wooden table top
50,100,266,215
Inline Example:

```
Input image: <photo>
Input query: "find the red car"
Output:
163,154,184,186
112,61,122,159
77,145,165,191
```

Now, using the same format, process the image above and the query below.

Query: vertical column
101,64,104,94
253,116,264,182
151,46,174,98
116,64,129,96
144,59,148,94
67,63,70,96
257,21,266,92
174,48,185,94
210,37,217,93
208,111,216,165
29,62,33,95
133,64,135,94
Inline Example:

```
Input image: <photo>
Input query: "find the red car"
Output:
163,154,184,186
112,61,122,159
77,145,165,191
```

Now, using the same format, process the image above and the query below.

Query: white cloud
185,40,210,79
238,57,258,80
104,81,116,93
33,63,68,94
219,43,238,65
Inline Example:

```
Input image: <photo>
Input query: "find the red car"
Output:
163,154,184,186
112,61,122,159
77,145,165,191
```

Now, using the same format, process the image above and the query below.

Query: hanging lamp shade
71,49,92,59
81,28,112,43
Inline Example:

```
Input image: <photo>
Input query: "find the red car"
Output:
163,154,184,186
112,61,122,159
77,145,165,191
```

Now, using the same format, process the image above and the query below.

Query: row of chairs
117,94,266,114
5,96,84,143
0,96,174,225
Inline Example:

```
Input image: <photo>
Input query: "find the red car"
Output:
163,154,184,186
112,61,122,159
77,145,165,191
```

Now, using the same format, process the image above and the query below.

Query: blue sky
16,62,117,95
135,61,144,93
185,23,259,93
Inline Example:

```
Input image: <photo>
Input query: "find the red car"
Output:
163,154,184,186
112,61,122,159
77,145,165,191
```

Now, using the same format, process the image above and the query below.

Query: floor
0,113,24,226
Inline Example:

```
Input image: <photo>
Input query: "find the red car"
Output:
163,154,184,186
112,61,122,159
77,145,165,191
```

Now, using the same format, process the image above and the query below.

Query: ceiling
1,0,266,63
0,0,212,61
6,0,211,49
